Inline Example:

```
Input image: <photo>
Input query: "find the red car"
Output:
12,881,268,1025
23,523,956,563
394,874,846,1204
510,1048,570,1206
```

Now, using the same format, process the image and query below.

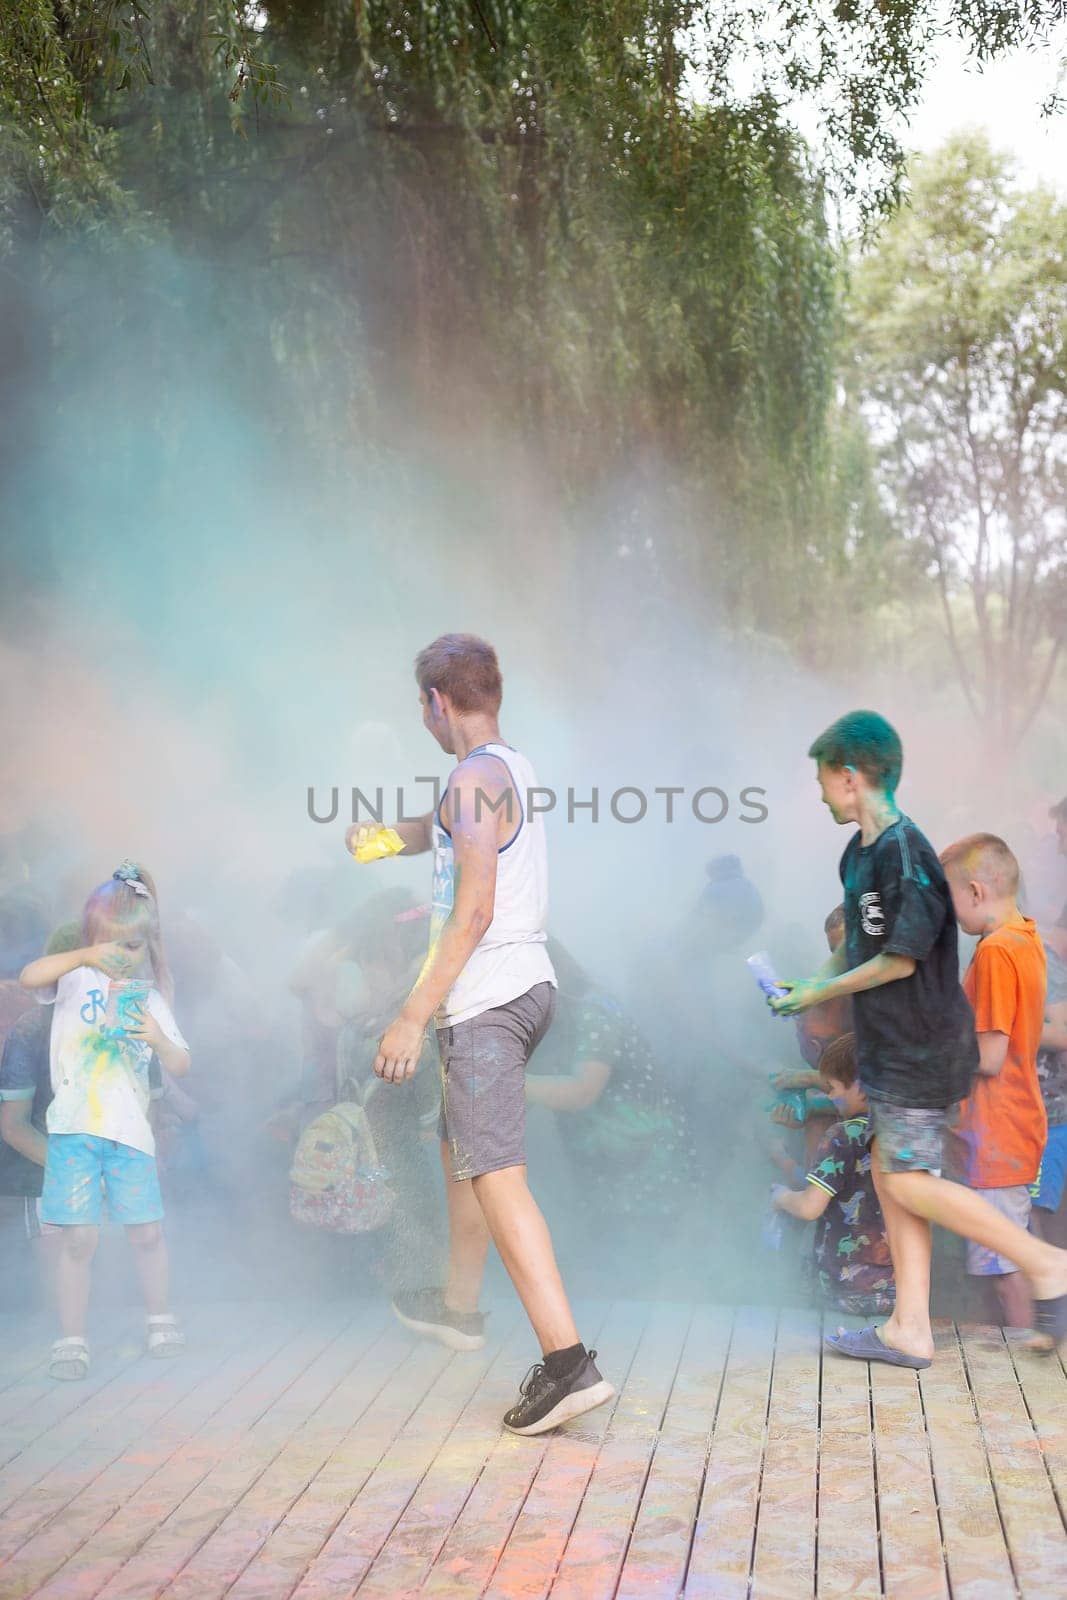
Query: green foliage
847,130,1067,748
0,3,1062,660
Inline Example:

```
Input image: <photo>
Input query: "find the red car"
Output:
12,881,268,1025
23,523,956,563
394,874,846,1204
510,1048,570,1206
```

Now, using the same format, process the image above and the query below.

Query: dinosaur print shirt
806,1115,893,1304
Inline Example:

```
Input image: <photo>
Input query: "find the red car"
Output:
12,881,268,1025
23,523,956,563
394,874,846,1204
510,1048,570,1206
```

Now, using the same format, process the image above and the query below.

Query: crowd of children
762,712,1067,1364
4,711,1067,1382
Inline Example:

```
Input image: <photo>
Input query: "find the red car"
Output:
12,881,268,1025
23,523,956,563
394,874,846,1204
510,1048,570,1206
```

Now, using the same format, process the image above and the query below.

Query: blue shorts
1031,1124,1067,1214
40,1134,164,1227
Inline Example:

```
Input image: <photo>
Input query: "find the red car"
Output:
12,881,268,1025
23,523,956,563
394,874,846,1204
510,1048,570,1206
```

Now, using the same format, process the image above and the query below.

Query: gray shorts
436,982,556,1181
868,1099,959,1176
965,1185,1031,1277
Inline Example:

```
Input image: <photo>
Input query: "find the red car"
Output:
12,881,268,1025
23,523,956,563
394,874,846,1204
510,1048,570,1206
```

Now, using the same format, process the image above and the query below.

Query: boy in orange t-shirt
941,834,1047,1329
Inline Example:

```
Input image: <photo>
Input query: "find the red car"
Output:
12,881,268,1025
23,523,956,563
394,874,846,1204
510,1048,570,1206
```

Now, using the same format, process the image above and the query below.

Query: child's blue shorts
40,1133,164,1227
1031,1124,1067,1214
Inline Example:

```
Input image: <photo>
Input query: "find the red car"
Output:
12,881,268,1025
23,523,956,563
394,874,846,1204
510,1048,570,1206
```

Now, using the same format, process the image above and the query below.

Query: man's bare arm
373,758,518,1081
345,810,434,858
398,761,508,1027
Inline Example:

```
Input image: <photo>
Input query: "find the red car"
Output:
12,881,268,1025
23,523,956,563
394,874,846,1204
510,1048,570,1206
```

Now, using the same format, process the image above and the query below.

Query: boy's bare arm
1042,999,1067,1054
770,1067,823,1091
813,946,848,983
526,1060,611,1111
0,1101,47,1167
289,929,342,997
772,1182,831,1222
975,1030,1010,1078
771,951,916,1016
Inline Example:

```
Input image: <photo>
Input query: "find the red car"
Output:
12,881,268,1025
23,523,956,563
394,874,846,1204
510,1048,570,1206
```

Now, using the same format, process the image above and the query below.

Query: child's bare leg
56,1224,99,1338
35,1230,63,1316
1032,1199,1067,1251
882,1171,1067,1302
470,1164,579,1355
988,1272,1032,1330
870,1157,935,1360
126,1222,169,1316
440,1141,491,1314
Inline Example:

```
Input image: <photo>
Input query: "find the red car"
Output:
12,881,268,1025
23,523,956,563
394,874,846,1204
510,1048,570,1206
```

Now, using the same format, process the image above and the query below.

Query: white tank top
429,742,556,1026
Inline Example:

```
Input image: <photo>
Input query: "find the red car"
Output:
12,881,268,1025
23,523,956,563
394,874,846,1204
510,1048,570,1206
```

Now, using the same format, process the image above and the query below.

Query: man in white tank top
347,634,613,1435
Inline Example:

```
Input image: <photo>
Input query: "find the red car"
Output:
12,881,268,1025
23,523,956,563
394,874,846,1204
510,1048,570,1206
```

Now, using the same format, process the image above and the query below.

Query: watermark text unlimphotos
307,780,769,826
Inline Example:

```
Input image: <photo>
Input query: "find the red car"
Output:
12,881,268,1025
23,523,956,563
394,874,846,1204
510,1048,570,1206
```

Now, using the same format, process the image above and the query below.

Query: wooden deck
2,1300,1066,1599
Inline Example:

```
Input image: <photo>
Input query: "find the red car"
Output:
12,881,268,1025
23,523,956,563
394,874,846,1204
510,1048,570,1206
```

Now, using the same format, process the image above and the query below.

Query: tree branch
928,522,980,723
1014,634,1065,747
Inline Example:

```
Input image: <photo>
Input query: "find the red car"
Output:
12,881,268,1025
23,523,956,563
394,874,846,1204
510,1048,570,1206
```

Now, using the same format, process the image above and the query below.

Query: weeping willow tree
1,3,1061,651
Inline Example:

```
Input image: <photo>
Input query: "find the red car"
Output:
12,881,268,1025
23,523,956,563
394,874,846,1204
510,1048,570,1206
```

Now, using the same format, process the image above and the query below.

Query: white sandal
146,1314,185,1358
50,1336,90,1381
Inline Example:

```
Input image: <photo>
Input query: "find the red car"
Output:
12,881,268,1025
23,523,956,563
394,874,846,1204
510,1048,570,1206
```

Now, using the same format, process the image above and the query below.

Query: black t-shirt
840,815,978,1108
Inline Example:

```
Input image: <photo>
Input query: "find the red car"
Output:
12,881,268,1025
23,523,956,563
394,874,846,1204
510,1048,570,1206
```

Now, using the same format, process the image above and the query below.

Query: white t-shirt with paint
39,966,188,1157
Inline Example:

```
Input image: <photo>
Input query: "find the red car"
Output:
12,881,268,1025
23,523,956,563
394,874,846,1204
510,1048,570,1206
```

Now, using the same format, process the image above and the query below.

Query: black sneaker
391,1288,487,1352
502,1348,615,1436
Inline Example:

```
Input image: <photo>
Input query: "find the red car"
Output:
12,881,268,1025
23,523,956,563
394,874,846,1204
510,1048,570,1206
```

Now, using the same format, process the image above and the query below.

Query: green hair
808,710,902,792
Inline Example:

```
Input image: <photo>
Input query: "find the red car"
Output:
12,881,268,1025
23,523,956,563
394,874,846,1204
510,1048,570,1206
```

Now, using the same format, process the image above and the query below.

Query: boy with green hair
771,710,1067,1365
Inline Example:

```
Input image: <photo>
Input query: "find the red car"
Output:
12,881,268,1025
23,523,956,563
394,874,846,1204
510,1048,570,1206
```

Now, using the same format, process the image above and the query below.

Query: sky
697,14,1066,214
905,30,1066,193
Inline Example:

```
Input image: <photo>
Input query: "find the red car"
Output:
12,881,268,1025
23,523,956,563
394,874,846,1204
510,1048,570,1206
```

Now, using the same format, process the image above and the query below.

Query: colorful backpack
288,1086,396,1234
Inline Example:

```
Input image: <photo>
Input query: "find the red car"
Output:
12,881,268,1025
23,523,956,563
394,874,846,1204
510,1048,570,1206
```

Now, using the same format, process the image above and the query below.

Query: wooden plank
82,1303,369,1600
340,1318,537,1600
0,1314,52,1403
420,1303,637,1600
1,1307,320,1600
613,1307,732,1600
0,1293,164,1434
683,1307,778,1600
919,1319,1015,1600
232,1337,465,1600
0,1304,272,1583
280,1312,523,1600
816,1316,880,1600
749,1309,821,1600
959,1324,1067,1600
870,1358,946,1600
492,1302,689,1600
0,1302,263,1514
10,1301,1059,1600
152,1312,441,1600
1010,1338,1067,1521
0,1339,143,1467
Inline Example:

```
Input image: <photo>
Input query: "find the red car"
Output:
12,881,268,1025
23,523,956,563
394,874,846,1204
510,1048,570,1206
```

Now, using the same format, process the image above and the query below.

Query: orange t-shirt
955,917,1047,1188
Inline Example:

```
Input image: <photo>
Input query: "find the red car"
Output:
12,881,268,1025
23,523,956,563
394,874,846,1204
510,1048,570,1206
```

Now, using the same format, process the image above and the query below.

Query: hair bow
113,860,151,898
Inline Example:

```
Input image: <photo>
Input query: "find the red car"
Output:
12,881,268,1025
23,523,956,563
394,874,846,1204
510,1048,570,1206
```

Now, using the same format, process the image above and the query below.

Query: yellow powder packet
352,825,407,863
